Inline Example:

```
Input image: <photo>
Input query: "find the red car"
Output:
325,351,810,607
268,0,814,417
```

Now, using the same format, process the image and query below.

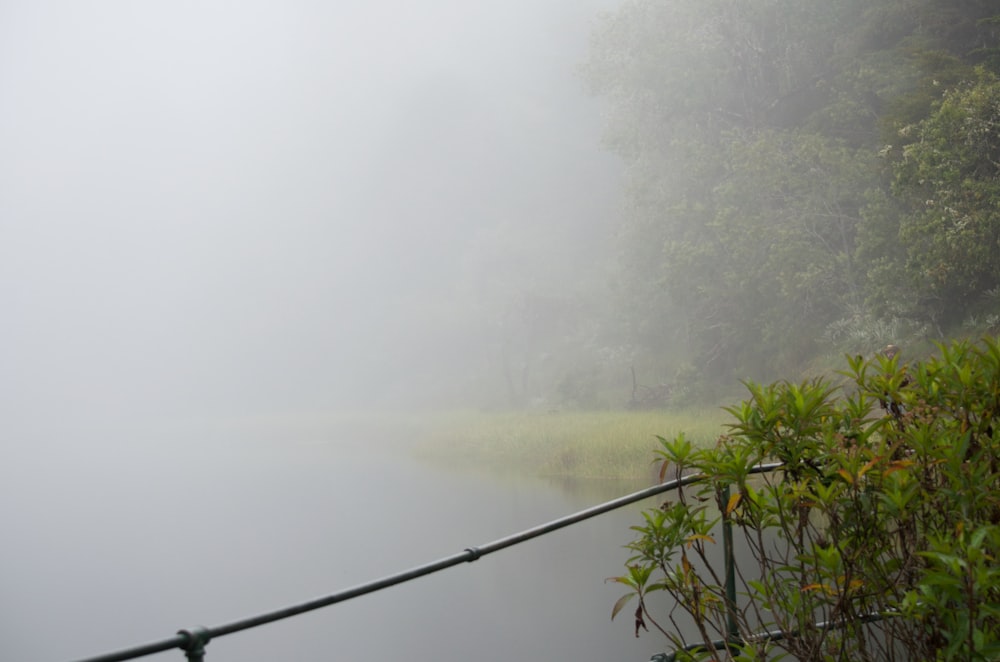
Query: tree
585,0,866,380
695,130,874,375
586,0,1000,393
861,71,1000,327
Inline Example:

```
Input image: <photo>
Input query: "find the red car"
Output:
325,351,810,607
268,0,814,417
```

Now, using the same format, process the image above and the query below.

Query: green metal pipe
721,484,739,643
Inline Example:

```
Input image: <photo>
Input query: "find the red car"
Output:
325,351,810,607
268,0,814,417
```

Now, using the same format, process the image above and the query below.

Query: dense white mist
1,1,620,427
0,6,639,660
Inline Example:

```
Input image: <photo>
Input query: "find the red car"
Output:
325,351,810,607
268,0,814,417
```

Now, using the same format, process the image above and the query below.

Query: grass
213,405,733,483
413,407,731,482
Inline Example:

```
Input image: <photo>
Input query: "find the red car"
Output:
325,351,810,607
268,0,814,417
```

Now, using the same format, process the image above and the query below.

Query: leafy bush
610,337,1000,660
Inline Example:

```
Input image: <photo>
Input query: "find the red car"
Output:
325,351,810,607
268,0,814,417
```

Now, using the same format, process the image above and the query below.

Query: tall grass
414,408,730,482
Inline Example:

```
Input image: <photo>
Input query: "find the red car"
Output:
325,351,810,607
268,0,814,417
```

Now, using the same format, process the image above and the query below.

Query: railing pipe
651,612,890,661
720,484,740,643
68,463,782,662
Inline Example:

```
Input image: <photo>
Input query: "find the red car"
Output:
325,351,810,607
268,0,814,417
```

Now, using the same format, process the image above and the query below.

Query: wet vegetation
484,0,1000,412
579,4,1000,656
420,0,1000,482
612,336,1000,660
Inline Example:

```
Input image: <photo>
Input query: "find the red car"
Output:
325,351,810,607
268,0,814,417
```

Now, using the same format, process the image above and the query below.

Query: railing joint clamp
464,546,482,562
177,626,212,661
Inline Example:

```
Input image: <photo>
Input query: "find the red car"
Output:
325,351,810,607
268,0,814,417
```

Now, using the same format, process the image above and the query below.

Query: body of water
1,417,669,662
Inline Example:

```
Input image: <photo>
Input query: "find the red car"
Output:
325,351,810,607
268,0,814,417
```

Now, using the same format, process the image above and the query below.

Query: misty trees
870,72,1000,326
702,131,873,373
586,0,874,379
454,211,622,409
585,0,1000,389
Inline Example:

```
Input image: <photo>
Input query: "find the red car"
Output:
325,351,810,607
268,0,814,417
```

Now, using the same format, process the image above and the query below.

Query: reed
413,408,730,481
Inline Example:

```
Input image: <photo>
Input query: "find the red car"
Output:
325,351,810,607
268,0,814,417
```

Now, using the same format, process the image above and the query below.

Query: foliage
609,336,1000,660
585,0,1000,395
886,72,1000,324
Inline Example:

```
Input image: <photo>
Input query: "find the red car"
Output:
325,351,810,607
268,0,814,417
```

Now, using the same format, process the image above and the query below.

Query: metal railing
69,463,785,662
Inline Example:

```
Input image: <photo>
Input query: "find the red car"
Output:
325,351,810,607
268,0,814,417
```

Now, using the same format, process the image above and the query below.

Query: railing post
177,627,211,662
721,485,739,644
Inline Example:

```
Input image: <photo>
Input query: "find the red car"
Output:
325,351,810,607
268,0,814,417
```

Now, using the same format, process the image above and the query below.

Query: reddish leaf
611,593,635,621
685,533,716,547
634,605,648,638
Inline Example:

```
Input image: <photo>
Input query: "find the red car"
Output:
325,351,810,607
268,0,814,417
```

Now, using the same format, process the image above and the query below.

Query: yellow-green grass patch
414,408,730,481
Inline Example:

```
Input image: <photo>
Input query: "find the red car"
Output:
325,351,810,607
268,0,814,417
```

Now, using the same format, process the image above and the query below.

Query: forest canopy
581,0,1000,398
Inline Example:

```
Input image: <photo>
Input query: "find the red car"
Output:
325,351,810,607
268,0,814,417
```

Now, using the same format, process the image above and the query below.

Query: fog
0,3,645,661
1,0,621,431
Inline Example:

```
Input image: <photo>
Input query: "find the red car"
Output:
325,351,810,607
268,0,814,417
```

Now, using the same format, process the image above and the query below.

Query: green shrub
610,337,1000,661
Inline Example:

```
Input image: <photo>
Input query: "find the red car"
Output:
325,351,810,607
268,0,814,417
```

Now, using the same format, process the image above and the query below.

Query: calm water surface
0,418,669,662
